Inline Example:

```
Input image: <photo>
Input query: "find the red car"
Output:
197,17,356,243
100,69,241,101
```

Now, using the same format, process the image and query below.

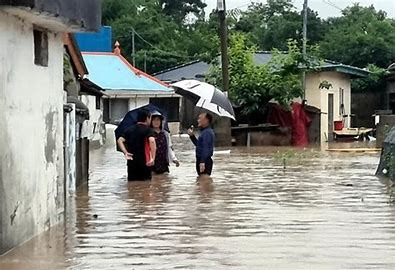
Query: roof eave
315,66,370,78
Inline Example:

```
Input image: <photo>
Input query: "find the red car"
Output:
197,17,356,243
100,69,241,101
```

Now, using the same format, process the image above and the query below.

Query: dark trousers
127,161,152,181
196,158,213,176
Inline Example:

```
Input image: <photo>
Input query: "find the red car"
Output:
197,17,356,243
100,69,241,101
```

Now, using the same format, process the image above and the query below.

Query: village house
75,27,180,134
0,0,100,255
154,53,369,145
63,33,107,190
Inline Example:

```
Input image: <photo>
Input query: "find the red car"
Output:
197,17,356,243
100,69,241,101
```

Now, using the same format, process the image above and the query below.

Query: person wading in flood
117,109,156,181
150,111,180,174
188,113,215,176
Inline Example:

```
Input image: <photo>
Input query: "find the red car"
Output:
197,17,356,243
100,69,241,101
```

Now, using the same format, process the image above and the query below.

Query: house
0,0,100,255
81,45,180,133
154,53,369,145
63,33,107,189
351,63,395,128
75,27,181,134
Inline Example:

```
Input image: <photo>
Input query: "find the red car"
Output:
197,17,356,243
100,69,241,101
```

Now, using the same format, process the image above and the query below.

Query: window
149,97,180,122
95,96,101,110
33,29,48,66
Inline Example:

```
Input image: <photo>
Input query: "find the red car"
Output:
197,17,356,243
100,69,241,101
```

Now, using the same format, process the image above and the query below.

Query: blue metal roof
82,53,171,92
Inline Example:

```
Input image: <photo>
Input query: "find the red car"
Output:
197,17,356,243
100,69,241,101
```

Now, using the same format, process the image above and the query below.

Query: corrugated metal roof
154,52,369,82
82,52,171,92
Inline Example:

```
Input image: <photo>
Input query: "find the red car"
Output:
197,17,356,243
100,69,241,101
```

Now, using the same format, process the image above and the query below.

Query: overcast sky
203,0,395,18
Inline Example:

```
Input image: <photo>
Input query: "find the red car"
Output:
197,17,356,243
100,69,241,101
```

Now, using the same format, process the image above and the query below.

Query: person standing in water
188,113,215,176
150,111,180,174
117,109,156,181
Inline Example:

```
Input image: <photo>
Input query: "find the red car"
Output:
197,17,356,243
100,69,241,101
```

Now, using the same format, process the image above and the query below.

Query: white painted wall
0,11,64,254
305,71,351,144
80,95,105,145
128,97,149,110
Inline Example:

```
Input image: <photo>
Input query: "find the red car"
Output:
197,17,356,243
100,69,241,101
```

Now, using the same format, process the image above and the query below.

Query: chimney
114,41,121,55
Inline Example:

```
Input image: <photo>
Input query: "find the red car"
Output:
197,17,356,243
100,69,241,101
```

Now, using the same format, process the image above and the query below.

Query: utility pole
215,0,231,147
144,51,147,72
302,0,308,100
131,28,135,66
218,0,229,93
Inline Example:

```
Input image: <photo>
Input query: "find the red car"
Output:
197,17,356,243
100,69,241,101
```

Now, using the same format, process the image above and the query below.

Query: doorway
328,93,334,142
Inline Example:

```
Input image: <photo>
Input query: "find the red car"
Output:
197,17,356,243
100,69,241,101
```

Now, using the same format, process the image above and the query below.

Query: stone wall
0,12,64,254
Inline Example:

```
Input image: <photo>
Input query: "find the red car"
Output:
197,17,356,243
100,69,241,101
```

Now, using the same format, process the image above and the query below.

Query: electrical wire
116,29,196,60
322,0,343,11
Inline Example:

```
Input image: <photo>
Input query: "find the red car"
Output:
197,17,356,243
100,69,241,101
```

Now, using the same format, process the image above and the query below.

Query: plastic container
334,120,344,131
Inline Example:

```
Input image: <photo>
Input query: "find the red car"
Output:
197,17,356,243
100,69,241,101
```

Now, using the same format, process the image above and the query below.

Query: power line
116,29,195,60
322,0,343,11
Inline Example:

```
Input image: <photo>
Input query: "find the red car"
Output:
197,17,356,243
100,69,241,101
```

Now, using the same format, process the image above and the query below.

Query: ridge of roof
153,51,369,78
152,59,203,76
81,52,170,88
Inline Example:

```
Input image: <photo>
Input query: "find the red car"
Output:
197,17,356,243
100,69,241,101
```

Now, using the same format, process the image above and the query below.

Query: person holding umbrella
188,112,215,176
171,80,235,177
150,111,180,174
117,109,156,181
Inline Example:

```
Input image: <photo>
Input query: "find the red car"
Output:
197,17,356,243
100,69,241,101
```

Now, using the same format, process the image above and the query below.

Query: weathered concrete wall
351,92,383,128
0,12,64,254
128,97,149,110
80,95,105,146
305,71,351,144
376,115,395,148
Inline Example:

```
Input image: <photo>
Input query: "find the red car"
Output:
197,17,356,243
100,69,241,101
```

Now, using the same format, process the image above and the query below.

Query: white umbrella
171,80,235,120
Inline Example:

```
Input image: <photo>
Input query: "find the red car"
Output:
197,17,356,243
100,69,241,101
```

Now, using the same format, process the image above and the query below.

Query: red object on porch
334,121,344,131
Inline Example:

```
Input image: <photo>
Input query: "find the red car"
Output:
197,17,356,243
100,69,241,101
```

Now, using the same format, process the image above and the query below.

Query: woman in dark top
151,112,179,174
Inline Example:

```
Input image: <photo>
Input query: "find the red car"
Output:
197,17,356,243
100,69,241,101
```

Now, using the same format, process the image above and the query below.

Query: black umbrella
114,104,169,143
171,80,235,120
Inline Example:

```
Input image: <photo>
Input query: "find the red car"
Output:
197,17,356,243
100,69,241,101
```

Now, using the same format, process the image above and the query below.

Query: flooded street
0,137,394,270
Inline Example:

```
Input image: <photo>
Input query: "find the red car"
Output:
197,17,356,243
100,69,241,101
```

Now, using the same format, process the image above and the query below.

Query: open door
328,93,334,142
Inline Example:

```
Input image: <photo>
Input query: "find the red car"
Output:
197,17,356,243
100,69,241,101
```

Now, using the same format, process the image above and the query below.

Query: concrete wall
305,71,351,144
351,92,382,128
0,12,64,254
80,95,105,146
376,115,395,148
110,98,129,123
128,97,149,110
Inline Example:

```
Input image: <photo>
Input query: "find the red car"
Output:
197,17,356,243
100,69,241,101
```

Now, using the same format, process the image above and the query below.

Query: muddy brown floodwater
0,137,394,270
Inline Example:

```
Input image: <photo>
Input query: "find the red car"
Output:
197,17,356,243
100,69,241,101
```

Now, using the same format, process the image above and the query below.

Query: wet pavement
0,137,394,270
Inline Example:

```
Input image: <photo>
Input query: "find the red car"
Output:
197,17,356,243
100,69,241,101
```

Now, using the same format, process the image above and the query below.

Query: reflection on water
0,137,394,270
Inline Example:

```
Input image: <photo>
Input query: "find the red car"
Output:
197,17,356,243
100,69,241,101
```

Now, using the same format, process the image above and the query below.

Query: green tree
352,64,389,93
102,0,217,73
320,4,395,68
207,34,310,121
234,1,326,51
160,0,206,24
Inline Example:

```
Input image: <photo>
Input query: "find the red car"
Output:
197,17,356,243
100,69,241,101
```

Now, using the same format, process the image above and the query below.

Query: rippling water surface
1,137,394,270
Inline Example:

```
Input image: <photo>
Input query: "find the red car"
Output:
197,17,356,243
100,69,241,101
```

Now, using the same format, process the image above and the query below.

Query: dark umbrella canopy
114,104,169,142
172,80,235,120
211,88,234,116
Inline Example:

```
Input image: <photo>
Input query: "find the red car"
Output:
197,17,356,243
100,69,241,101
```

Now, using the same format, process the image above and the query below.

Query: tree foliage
234,1,326,51
207,34,312,119
320,4,395,68
352,64,389,93
101,0,395,98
